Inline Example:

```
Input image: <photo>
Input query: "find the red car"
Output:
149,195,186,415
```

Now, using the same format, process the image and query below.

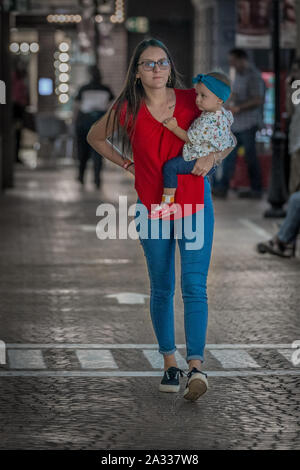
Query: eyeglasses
137,59,170,71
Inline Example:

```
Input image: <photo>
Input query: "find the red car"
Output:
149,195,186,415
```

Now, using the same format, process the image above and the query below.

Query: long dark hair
105,38,184,159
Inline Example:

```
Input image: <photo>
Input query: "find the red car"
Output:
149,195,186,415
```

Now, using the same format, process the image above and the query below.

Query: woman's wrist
122,159,134,170
128,164,135,175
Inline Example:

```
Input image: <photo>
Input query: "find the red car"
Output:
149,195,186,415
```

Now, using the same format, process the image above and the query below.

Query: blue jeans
162,155,216,188
211,126,262,192
277,191,300,243
134,176,214,363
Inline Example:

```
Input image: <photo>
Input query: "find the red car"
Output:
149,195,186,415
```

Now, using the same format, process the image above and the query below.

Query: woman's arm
86,109,135,175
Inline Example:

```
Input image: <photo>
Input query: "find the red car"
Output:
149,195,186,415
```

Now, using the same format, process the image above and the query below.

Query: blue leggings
134,176,214,363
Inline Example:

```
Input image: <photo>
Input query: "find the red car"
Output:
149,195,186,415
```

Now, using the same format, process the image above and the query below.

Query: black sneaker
256,236,296,258
159,366,185,393
183,367,208,401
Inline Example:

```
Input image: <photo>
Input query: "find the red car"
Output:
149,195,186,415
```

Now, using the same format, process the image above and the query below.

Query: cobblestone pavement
0,159,299,450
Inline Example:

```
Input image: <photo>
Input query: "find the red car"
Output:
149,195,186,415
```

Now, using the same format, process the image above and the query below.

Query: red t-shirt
118,88,204,220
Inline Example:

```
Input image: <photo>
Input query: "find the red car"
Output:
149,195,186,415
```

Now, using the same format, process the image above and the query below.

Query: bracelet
122,159,134,170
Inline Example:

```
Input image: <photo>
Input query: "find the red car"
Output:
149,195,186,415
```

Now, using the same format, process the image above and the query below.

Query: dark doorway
127,0,194,88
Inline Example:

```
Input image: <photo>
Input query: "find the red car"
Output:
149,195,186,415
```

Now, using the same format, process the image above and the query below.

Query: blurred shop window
38,78,53,96
256,72,275,148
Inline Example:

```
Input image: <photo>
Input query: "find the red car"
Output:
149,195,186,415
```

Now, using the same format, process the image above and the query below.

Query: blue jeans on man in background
211,125,262,195
277,191,300,244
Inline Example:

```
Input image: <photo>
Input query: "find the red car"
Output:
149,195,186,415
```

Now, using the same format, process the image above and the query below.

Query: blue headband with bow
192,73,231,102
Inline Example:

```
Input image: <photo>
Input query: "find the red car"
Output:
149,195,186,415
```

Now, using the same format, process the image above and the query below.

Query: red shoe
148,202,178,219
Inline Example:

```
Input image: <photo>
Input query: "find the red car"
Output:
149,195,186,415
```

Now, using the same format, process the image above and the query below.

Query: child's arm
163,117,191,143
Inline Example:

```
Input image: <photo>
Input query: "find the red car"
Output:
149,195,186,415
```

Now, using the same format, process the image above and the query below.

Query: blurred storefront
193,0,299,190
1,0,300,193
0,0,129,190
0,0,195,192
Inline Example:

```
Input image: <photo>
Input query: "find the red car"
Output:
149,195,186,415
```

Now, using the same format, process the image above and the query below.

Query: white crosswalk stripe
0,370,299,378
0,344,298,376
7,349,46,369
143,350,187,369
5,343,293,349
276,349,294,365
209,349,261,369
75,349,118,369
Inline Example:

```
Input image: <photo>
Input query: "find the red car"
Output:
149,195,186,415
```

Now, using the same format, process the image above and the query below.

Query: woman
87,38,234,401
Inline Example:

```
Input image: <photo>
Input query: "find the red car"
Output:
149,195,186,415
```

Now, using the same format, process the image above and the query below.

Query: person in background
12,64,29,164
212,48,265,199
256,58,300,259
285,58,300,196
73,65,114,189
256,190,299,258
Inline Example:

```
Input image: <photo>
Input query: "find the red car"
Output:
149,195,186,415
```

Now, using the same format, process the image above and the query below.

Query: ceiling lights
54,41,71,104
110,0,124,23
10,42,40,54
47,15,82,23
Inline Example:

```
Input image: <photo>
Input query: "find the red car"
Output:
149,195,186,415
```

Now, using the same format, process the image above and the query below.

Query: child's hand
163,117,178,130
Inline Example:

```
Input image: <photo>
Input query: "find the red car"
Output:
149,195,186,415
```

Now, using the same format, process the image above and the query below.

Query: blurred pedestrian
286,58,300,195
73,65,114,189
212,48,265,199
256,190,299,258
12,64,29,164
87,38,234,402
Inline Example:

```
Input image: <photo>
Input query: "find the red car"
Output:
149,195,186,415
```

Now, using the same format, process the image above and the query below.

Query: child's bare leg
163,188,176,196
161,188,176,204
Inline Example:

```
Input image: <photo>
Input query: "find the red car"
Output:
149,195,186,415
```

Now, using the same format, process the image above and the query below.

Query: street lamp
264,0,288,218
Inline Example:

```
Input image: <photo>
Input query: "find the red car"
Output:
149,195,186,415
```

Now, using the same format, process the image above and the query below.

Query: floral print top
183,107,236,162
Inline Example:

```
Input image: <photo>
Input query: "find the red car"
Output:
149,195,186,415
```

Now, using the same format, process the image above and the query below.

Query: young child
149,71,237,219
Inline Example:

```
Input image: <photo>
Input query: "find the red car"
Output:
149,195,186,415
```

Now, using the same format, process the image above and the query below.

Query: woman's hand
163,117,178,130
190,153,215,177
190,145,235,177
